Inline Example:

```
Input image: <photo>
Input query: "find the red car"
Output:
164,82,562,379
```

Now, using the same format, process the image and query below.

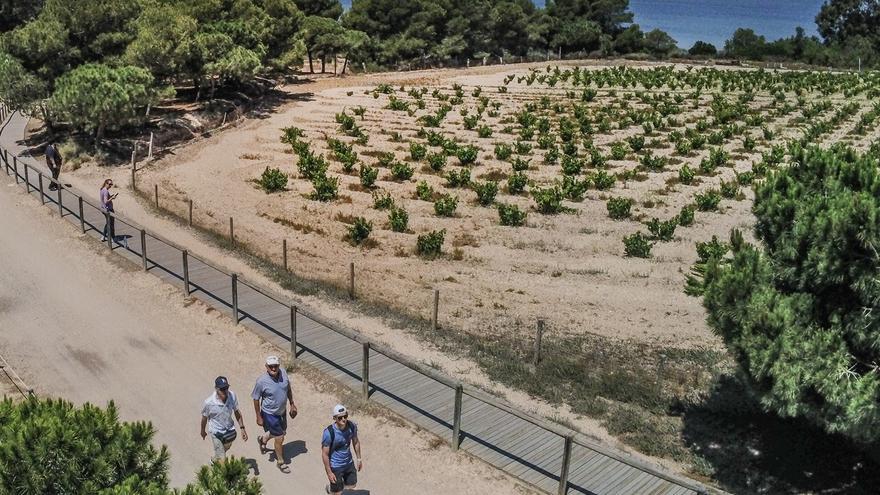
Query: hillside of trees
0,0,875,141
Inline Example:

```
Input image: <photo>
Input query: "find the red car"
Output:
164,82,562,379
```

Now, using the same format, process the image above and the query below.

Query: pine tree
688,144,880,445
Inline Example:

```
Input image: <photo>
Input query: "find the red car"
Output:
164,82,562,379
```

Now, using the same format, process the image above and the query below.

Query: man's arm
234,409,248,441
322,445,336,483
287,382,297,418
200,416,208,439
252,399,263,426
353,435,363,471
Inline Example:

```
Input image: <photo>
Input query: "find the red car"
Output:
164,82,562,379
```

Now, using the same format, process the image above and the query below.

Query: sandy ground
0,176,538,494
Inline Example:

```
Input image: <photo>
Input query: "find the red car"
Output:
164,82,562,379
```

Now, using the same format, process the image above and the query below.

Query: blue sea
340,0,827,50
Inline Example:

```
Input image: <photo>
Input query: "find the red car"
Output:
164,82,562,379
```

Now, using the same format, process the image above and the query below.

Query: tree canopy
0,397,262,494
690,144,880,445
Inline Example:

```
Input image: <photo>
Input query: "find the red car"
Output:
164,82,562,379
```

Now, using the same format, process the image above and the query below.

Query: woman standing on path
99,179,117,242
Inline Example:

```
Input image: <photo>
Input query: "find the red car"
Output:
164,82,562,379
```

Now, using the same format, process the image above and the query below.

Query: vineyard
141,64,880,349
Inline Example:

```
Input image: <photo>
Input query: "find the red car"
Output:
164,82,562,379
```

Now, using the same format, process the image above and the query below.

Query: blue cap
214,376,229,390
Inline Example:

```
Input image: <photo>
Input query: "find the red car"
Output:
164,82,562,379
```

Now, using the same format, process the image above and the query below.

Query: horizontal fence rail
0,136,715,495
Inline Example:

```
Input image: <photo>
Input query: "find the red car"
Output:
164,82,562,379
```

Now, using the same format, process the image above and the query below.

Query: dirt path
0,176,537,494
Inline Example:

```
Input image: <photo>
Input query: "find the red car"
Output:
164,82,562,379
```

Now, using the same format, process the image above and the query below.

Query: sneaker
100,237,106,242
325,484,331,494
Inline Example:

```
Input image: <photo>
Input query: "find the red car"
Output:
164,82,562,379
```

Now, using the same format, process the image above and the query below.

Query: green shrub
258,167,288,192
372,190,394,209
591,170,616,191
623,232,653,258
463,114,479,130
281,126,305,145
497,203,527,226
427,152,447,171
537,133,555,149
607,197,633,219
310,174,338,201
494,143,513,160
456,145,478,165
507,172,528,194
611,141,627,160
561,154,583,175
646,218,677,241
410,142,428,161
416,229,445,257
511,156,531,172
445,168,471,188
561,175,588,201
679,165,696,185
627,135,645,152
416,180,434,201
695,189,721,211
531,185,564,214
544,146,560,165
359,164,378,188
348,217,373,245
743,135,756,151
736,171,755,186
377,151,396,167
434,194,458,216
389,207,408,232
391,161,414,181
677,205,695,226
690,134,706,150
515,140,532,155
477,125,493,138
640,151,667,172
709,147,730,168
720,179,739,198
675,139,692,156
472,181,498,206
298,150,328,180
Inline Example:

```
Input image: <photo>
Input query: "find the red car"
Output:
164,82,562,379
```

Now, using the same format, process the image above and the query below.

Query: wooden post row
348,262,354,298
23,164,29,193
57,187,63,217
534,318,545,366
78,197,85,233
105,212,113,249
229,217,235,244
188,199,193,227
432,289,440,330
140,230,148,271
182,250,190,295
38,173,45,205
452,384,463,450
558,435,573,495
283,239,288,271
154,184,159,209
231,273,239,324
362,342,370,400
290,305,297,360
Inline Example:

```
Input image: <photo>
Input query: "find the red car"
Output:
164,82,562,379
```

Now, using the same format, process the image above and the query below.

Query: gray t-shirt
251,368,290,415
201,390,238,434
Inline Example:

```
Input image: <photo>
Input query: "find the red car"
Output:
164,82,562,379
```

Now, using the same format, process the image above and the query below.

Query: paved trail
0,176,534,494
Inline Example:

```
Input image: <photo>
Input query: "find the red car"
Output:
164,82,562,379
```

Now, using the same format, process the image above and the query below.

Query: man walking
322,404,363,495
99,178,117,242
45,142,62,191
200,376,248,462
252,355,297,472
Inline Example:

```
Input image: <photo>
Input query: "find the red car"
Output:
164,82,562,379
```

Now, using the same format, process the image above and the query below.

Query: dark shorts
329,463,357,492
261,410,287,436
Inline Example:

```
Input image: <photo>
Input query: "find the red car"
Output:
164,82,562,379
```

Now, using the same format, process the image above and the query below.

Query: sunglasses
267,364,279,369
335,415,348,420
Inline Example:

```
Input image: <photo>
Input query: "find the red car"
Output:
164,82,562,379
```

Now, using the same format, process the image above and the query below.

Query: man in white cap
200,376,247,462
252,355,297,471
321,404,363,494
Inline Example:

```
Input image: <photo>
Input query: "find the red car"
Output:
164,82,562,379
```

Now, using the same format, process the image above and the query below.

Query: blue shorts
329,462,357,492
261,410,287,436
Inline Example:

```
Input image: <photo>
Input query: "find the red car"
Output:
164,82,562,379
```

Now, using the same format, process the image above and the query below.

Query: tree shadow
681,374,880,494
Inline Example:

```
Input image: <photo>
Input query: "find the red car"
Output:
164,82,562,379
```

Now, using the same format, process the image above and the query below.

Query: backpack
325,421,356,451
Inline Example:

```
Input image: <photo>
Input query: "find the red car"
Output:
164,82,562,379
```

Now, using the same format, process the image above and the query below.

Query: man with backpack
322,404,363,494
200,376,248,462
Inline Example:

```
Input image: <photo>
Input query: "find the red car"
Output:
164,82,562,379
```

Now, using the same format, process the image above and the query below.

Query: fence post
38,173,45,205
78,197,85,233
231,273,239,324
229,217,234,245
558,435,573,495
452,384,463,450
290,305,297,360
188,199,193,227
182,250,190,295
154,184,159,209
432,289,439,330
57,186,63,217
362,342,370,400
534,318,545,367
148,132,154,159
283,239,288,271
131,164,136,190
13,156,18,183
348,262,355,298
140,230,148,271
23,165,29,193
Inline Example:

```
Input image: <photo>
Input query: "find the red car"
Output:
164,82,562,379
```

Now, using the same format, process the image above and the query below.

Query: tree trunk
307,49,314,73
341,56,349,75
96,122,105,142
194,78,201,102
334,53,337,76
321,54,326,74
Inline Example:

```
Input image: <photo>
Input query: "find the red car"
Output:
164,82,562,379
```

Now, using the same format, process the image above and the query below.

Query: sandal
276,461,289,473
257,435,268,454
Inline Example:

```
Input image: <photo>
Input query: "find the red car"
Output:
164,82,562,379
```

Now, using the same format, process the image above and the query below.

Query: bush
416,180,434,201
427,152,447,171
477,125,493,138
515,140,533,155
511,156,531,172
281,126,305,145
456,145,478,165
507,172,528,194
445,168,471,188
611,141,627,160
410,142,428,161
298,150,328,180
376,151,396,168
359,164,378,188
591,170,616,191
675,139,692,156
646,217,677,241
678,165,696,185
720,179,739,199
494,143,513,160
372,190,394,209
695,189,721,211
640,151,667,172
416,229,445,257
677,205,695,226
472,181,498,206
390,161,414,181
258,167,288,192
434,194,458,216
736,171,755,186
561,175,588,201
388,207,409,232
347,217,373,245
607,197,633,219
310,174,338,201
531,185,564,214
497,203,527,226
623,232,653,258
627,135,645,152
561,154,583,175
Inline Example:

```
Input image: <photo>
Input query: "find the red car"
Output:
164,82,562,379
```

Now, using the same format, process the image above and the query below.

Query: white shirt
201,390,239,434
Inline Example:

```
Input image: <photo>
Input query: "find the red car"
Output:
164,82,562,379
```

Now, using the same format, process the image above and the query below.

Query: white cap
332,404,347,418
266,355,280,366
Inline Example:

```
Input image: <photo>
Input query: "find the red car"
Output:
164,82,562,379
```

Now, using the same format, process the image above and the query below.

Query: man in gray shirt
252,355,297,472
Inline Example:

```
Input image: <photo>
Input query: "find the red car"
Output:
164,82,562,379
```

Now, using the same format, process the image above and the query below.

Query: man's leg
273,435,284,464
211,436,226,462
342,463,358,490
